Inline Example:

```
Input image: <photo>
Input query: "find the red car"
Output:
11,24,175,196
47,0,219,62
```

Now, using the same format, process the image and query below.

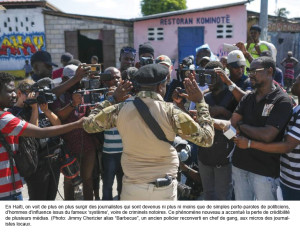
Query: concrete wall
44,13,133,69
269,32,300,77
0,8,45,75
134,5,247,77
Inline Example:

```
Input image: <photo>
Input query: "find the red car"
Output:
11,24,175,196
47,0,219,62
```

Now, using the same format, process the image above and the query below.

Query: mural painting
0,33,46,59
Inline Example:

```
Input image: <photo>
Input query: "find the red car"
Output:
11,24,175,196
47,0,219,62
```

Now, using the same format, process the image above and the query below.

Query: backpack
0,111,39,178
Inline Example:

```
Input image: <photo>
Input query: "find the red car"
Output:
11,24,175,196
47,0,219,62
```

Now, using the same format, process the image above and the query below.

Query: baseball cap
227,50,246,68
135,64,169,86
250,25,261,33
155,55,172,67
63,64,78,78
31,51,58,67
61,52,73,63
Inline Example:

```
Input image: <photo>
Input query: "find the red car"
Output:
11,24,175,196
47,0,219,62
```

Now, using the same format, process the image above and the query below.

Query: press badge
262,104,274,116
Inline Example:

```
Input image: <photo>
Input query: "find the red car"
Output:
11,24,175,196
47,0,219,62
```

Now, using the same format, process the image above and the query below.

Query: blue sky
44,0,300,19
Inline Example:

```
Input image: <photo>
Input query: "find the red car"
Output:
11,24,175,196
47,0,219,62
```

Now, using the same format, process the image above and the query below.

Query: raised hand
113,80,133,103
182,78,203,103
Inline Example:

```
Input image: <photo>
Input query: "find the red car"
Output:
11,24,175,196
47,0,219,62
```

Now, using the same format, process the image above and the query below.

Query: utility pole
259,0,268,41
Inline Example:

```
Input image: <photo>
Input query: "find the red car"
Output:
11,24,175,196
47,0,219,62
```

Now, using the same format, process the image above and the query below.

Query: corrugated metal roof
133,1,250,21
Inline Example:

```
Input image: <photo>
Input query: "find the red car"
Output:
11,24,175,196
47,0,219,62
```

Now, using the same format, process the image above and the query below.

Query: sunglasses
246,68,266,76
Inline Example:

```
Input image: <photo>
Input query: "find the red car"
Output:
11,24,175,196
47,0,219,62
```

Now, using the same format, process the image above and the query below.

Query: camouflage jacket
83,91,214,147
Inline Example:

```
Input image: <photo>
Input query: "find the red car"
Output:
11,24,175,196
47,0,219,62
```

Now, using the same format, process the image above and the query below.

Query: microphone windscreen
35,77,53,88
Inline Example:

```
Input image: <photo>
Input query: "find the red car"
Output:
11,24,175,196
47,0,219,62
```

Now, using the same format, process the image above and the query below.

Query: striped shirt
102,97,133,154
103,128,123,154
0,111,28,198
281,105,300,190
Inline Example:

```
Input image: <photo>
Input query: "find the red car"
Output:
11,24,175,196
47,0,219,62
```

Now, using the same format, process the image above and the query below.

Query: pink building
134,1,247,77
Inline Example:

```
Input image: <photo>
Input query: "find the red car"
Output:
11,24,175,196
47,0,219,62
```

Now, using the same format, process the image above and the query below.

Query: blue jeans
198,160,233,200
232,166,278,200
102,152,123,200
0,192,23,201
280,182,300,200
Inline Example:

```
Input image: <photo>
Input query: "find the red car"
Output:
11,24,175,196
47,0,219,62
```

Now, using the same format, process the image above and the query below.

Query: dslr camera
196,69,218,86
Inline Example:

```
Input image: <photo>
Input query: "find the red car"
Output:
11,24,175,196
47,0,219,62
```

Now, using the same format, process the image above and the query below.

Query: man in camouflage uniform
83,64,214,200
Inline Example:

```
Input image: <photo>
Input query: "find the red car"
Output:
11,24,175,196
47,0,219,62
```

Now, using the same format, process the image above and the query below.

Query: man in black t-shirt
198,61,236,200
230,57,293,200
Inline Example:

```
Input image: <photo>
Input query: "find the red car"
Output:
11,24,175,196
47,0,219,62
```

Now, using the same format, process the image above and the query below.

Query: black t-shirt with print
233,86,293,177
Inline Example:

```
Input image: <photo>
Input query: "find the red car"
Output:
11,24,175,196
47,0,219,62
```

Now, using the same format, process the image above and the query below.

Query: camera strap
133,97,173,146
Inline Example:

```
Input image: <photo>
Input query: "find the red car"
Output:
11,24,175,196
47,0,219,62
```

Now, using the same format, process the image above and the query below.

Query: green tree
141,0,187,16
274,8,290,18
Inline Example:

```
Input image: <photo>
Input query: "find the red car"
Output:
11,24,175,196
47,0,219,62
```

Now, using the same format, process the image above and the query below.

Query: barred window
217,24,233,39
148,27,164,41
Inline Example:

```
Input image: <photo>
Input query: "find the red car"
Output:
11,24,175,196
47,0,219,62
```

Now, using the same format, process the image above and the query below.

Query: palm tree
274,8,290,18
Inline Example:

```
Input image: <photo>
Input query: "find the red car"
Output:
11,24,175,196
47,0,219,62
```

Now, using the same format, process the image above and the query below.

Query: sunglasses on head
121,47,136,55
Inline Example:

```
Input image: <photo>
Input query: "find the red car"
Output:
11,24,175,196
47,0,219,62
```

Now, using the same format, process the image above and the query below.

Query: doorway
178,27,204,63
78,32,103,64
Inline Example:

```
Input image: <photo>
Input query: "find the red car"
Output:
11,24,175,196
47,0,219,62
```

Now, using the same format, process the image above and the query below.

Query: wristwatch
228,83,237,92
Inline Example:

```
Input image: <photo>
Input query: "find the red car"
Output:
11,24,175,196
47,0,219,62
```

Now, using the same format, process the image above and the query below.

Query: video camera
176,55,195,81
75,83,108,107
24,78,57,105
75,71,112,106
175,55,218,85
140,57,154,66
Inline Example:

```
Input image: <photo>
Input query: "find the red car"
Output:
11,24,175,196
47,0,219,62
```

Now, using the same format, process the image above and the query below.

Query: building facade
0,0,133,77
0,5,47,77
133,2,248,77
